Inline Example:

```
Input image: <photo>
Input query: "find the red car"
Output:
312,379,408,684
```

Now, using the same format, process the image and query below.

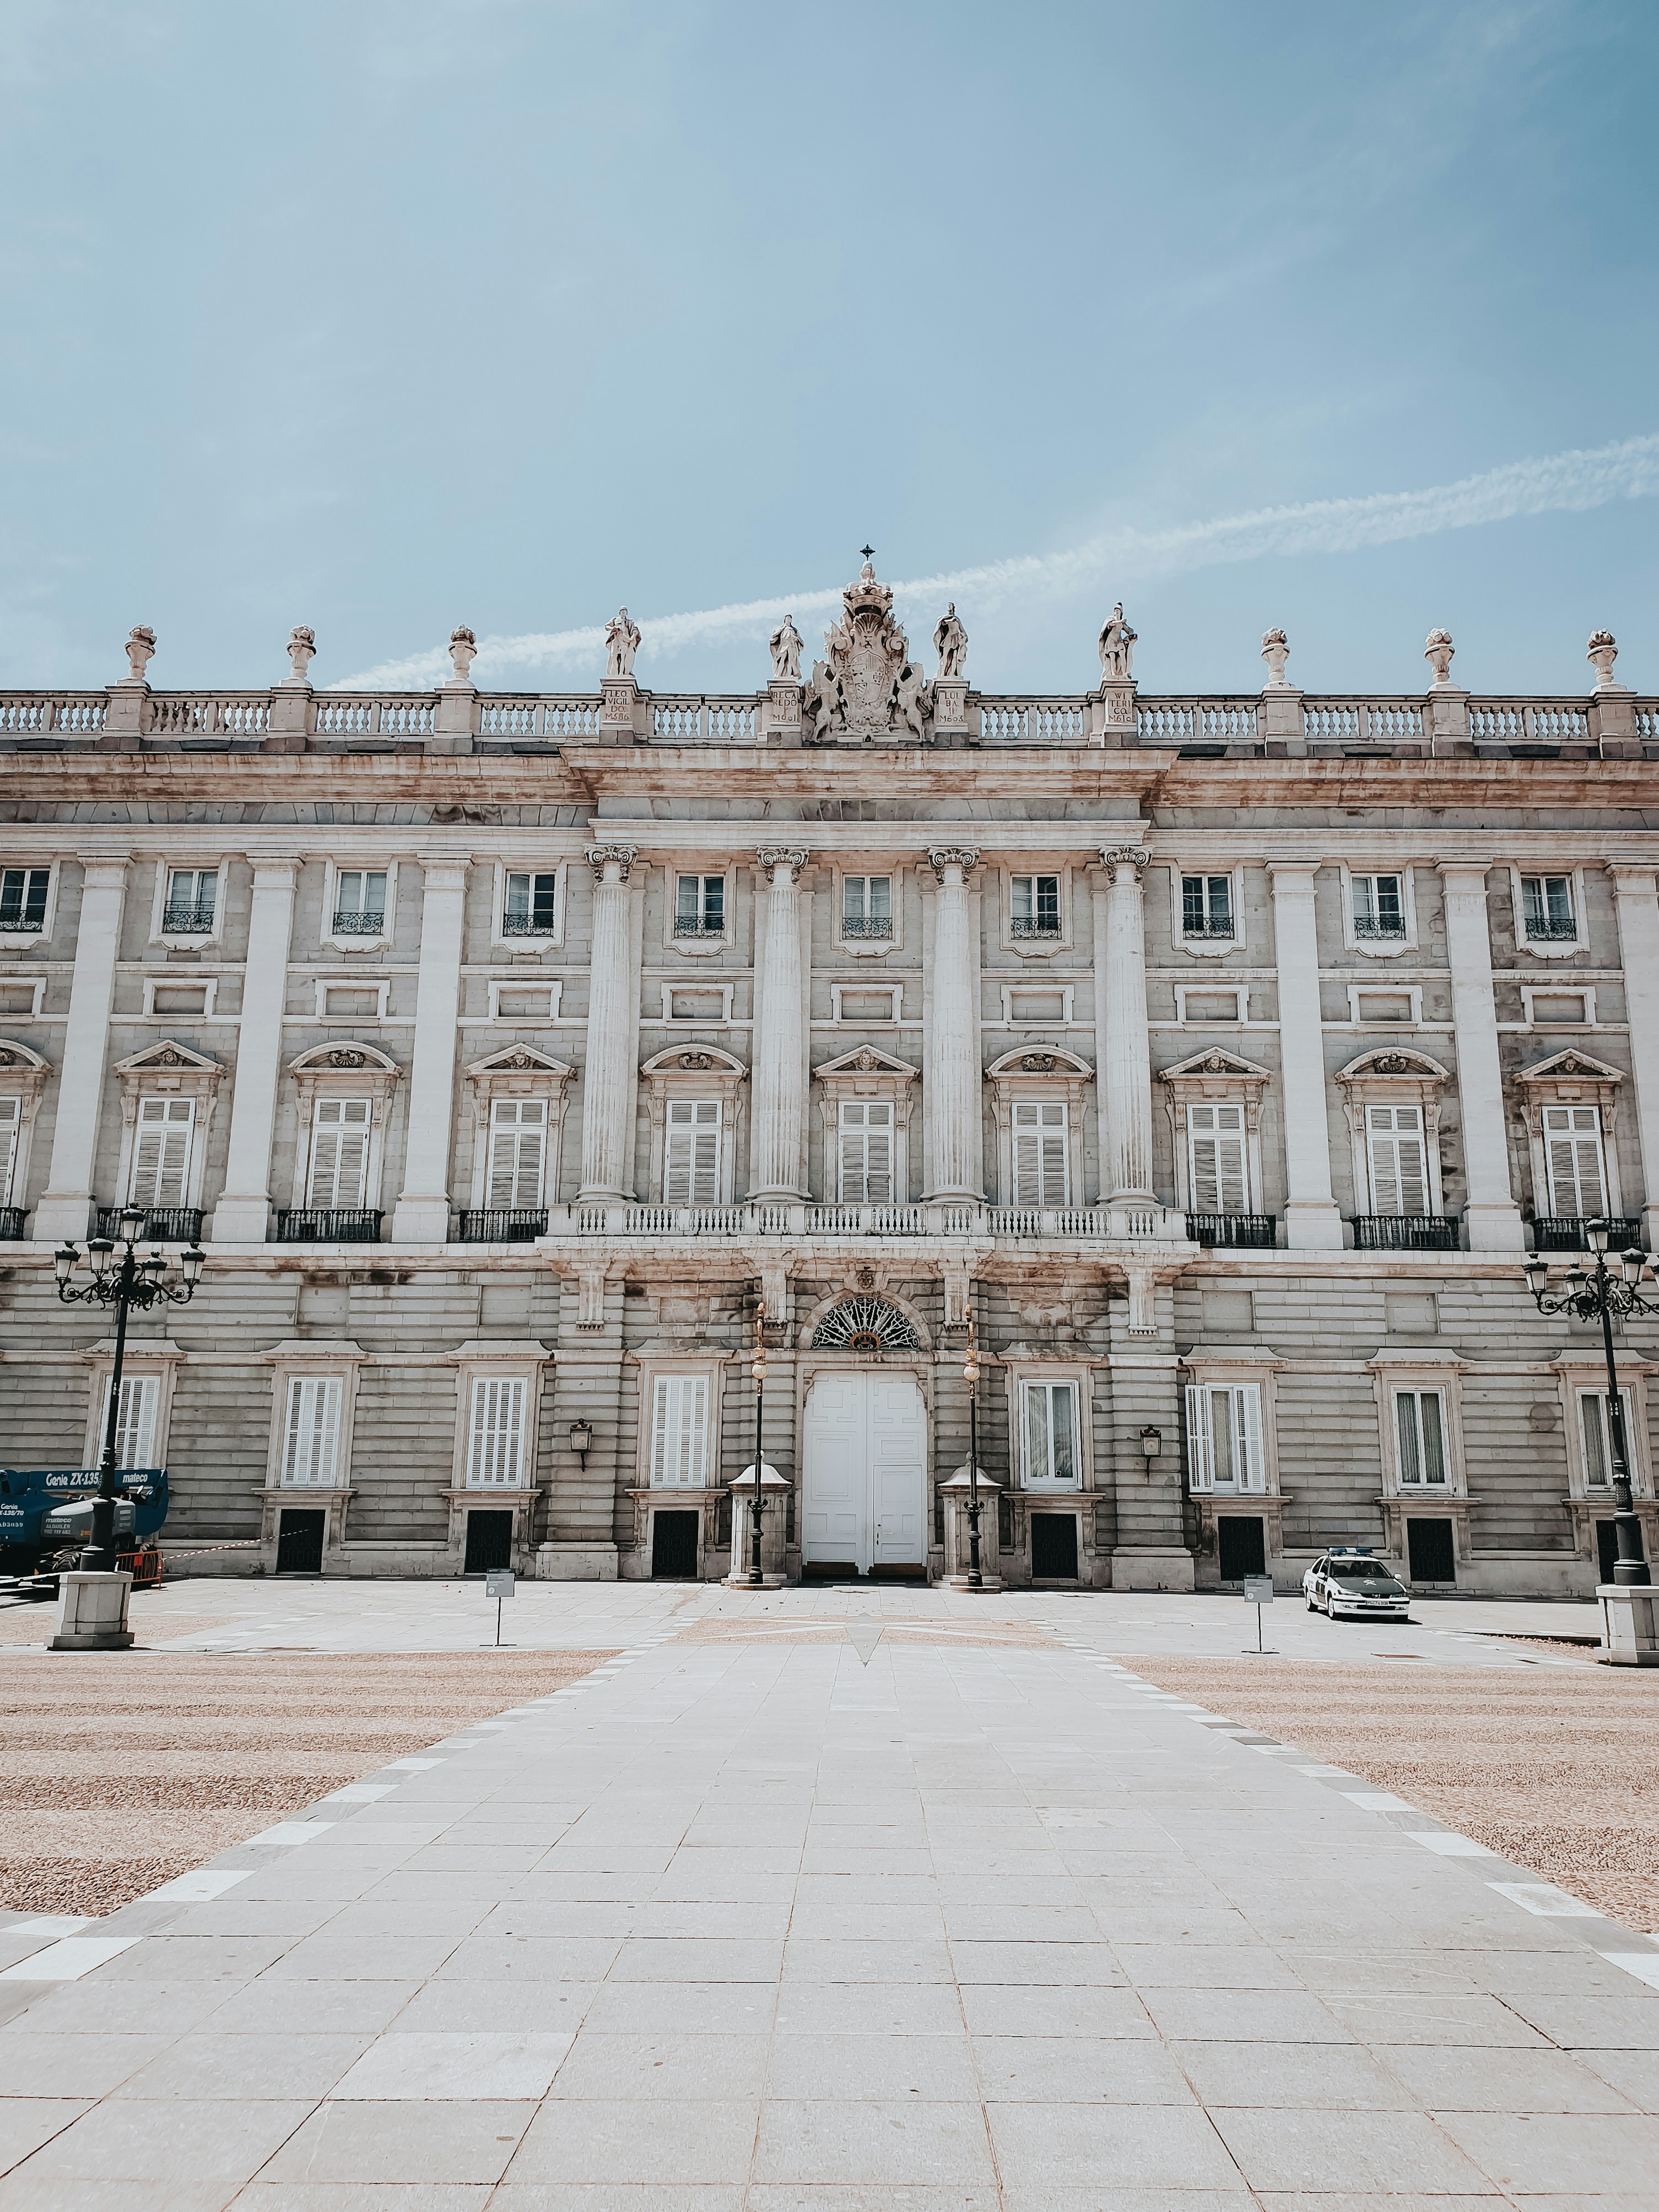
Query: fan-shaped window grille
811,1297,920,1353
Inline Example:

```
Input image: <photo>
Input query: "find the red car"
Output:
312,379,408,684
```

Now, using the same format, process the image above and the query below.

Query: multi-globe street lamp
747,1299,766,1587
54,1207,204,1573
1523,1219,1652,1587
963,1314,984,1589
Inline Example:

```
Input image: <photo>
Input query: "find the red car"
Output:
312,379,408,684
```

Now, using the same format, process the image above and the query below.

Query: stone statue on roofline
605,607,641,681
1098,602,1136,681
933,603,968,679
769,614,803,683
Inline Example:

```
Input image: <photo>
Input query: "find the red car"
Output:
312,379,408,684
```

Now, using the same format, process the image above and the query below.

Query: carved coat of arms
806,559,932,741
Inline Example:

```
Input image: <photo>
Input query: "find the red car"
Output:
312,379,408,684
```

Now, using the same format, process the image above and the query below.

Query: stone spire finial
448,626,478,686
120,625,156,685
1260,626,1290,688
283,626,317,688
1587,629,1620,690
1424,628,1455,688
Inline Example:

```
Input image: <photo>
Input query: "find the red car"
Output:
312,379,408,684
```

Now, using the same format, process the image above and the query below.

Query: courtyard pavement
2,1589,1656,2206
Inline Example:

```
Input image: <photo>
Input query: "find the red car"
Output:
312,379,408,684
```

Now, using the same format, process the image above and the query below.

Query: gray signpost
1241,1574,1276,1654
485,1568,515,1648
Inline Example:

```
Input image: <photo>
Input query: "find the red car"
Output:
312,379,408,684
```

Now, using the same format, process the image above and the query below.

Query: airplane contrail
335,431,1659,690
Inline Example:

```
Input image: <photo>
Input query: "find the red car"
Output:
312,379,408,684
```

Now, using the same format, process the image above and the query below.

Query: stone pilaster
34,854,129,1243
578,846,640,1200
1608,864,1659,1247
391,856,471,1242
748,848,809,1201
1438,863,1525,1252
1266,863,1344,1249
210,855,300,1243
1099,846,1155,1207
924,847,982,1200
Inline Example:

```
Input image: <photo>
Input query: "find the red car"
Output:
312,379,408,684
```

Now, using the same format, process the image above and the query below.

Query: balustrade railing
1187,1212,1277,1248
1352,1214,1459,1251
274,1208,384,1243
1532,1215,1642,1253
1303,701,1424,745
95,1205,204,1244
456,1208,548,1242
536,1200,1180,1241
0,695,106,735
651,699,758,743
1137,701,1259,747
977,699,1089,744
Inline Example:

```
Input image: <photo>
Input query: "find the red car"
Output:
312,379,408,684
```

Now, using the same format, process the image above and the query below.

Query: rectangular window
1365,1104,1429,1215
1181,874,1234,937
1522,874,1576,940
334,870,388,931
664,1099,720,1204
307,1097,372,1207
0,868,50,932
837,1101,894,1203
99,1373,161,1469
1012,1100,1068,1205
1395,1389,1449,1486
282,1376,343,1486
0,1095,19,1205
1543,1104,1606,1217
1011,874,1061,936
1184,1382,1265,1493
128,1097,195,1207
164,869,217,931
486,1098,547,1208
468,1376,527,1487
1352,873,1406,939
650,1373,708,1488
1187,1102,1247,1214
1023,1381,1079,1488
504,870,558,935
842,875,893,938
1579,1388,1635,1491
674,874,725,934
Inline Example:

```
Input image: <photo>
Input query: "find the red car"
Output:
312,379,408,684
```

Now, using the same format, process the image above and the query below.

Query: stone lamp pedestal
940,1465,1002,1591
50,1570,135,1652
725,1462,791,1587
1598,1583,1659,1666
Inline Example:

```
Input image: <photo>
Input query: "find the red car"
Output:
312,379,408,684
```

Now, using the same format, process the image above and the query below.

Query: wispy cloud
336,431,1659,689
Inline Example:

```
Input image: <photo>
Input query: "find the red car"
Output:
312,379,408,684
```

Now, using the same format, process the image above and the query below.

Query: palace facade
2,571,1657,1595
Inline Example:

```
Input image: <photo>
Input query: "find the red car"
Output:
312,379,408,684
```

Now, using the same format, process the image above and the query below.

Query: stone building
2,574,1657,1596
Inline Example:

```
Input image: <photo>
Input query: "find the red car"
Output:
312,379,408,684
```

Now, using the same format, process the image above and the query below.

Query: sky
2,0,1656,701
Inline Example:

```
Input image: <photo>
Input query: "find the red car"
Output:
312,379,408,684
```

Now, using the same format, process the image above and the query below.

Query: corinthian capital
926,846,980,883
585,843,639,883
1099,845,1150,879
755,846,810,879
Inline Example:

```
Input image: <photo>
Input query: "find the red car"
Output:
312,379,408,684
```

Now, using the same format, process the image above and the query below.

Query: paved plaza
2,1586,1657,2206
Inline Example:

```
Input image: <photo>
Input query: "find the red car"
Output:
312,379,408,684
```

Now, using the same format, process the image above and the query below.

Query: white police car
1302,1547,1411,1619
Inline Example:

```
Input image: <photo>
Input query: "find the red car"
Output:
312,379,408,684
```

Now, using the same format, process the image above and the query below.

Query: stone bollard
50,1570,135,1652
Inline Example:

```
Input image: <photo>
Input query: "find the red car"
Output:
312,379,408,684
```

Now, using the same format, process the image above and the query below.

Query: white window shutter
0,1096,19,1206
1013,1100,1067,1207
1367,1105,1427,1216
666,1100,720,1204
1236,1385,1265,1492
1544,1105,1606,1216
283,1377,342,1486
308,1098,372,1208
1188,1104,1246,1214
651,1375,707,1486
1184,1383,1214,1492
469,1377,526,1487
129,1097,194,1207
102,1374,160,1468
487,1100,546,1208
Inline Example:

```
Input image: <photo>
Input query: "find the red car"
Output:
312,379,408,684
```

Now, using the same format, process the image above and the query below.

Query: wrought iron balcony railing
0,915,44,933
841,917,893,938
95,1205,204,1243
1532,1215,1642,1253
1186,1212,1276,1248
672,917,725,937
1010,918,1062,938
331,909,386,935
1353,919,1408,940
1181,918,1236,939
274,1208,384,1243
456,1208,548,1242
0,1206,24,1238
1353,1214,1459,1251
161,902,217,933
1524,918,1579,941
501,914,554,937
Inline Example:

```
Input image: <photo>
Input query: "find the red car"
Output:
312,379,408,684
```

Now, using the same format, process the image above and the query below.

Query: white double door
802,1370,928,1574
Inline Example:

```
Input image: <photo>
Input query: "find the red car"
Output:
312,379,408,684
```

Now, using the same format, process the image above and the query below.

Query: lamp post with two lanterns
54,1206,204,1574
963,1315,983,1589
1523,1219,1652,1587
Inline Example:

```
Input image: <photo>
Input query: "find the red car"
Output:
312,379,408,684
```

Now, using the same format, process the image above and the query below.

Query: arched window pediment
289,1041,400,1078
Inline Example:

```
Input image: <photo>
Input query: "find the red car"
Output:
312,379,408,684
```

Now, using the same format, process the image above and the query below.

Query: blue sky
3,1,1655,699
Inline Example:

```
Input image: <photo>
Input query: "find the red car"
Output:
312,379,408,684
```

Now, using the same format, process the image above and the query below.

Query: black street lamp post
964,1314,983,1590
1524,1219,1652,1587
748,1300,766,1588
55,1208,204,1573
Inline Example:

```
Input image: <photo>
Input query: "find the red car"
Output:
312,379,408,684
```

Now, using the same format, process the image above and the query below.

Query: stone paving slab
3,1612,1659,2205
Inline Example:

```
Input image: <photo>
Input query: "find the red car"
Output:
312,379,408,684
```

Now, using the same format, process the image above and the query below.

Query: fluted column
1439,863,1525,1252
1267,863,1344,1249
1608,864,1659,1250
748,847,809,1200
1099,845,1155,1204
579,845,640,1201
210,854,300,1242
392,854,471,1242
34,854,129,1243
925,847,982,1200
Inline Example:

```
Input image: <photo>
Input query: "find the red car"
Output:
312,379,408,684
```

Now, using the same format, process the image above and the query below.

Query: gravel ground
1125,1653,1659,1930
0,1648,614,1916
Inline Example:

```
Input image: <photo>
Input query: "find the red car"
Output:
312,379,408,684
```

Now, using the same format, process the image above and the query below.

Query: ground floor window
1184,1382,1264,1493
1022,1381,1079,1487
468,1377,527,1487
282,1377,343,1486
651,1375,709,1488
99,1374,161,1468
1393,1388,1448,1487
1579,1387,1635,1492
